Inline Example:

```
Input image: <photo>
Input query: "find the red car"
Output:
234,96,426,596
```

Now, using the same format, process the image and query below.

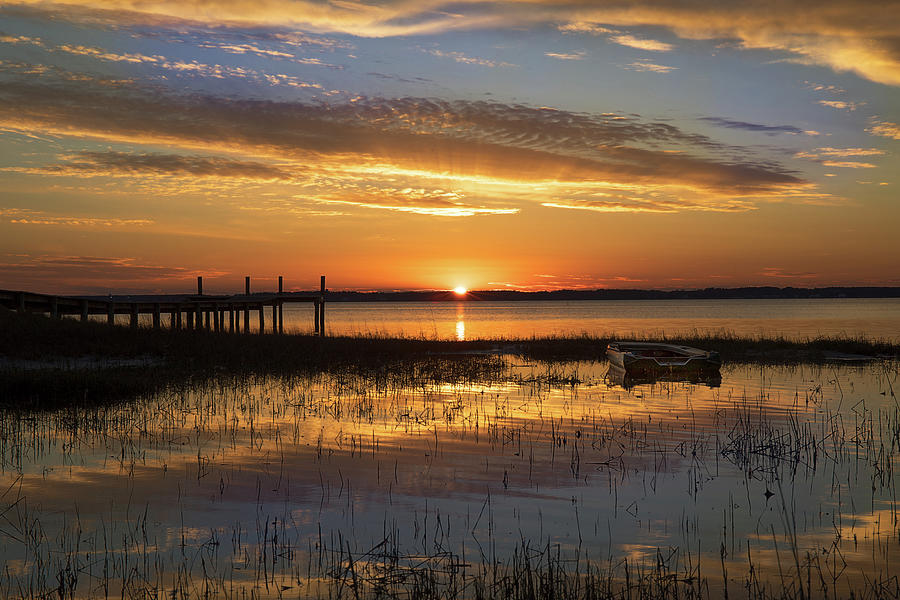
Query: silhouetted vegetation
1,308,897,407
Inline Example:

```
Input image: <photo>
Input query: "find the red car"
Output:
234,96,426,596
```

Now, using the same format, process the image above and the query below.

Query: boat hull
606,342,721,378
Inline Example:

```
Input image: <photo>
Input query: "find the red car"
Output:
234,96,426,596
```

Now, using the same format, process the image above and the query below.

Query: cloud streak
5,1,900,85
0,66,813,215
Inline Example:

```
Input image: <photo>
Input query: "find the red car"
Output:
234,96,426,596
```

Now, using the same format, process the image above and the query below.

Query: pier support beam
278,276,284,334
229,307,235,332
176,308,182,329
319,275,326,336
107,302,115,325
258,306,264,334
152,303,161,329
272,304,278,334
170,310,177,329
80,299,89,322
130,303,138,328
214,304,221,332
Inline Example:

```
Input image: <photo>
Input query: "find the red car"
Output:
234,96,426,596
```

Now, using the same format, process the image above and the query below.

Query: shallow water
0,360,898,598
286,298,900,341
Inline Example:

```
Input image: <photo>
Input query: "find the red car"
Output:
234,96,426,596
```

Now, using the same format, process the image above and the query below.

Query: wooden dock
0,275,327,335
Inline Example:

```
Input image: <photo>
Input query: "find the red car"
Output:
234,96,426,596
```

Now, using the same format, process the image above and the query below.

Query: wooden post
229,306,235,332
176,308,182,329
197,276,203,295
314,300,319,334
245,276,250,295
319,275,326,336
107,302,115,325
16,292,25,313
130,303,138,328
152,303,161,329
258,306,264,333
214,304,220,332
243,305,249,333
204,309,210,329
194,305,201,330
170,310,177,329
272,304,278,334
50,297,59,319
277,276,284,334
187,310,194,329
80,299,89,322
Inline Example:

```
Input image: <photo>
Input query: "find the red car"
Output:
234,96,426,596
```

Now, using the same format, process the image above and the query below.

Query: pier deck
0,276,327,335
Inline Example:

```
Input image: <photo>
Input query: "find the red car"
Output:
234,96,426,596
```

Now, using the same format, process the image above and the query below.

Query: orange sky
0,1,898,293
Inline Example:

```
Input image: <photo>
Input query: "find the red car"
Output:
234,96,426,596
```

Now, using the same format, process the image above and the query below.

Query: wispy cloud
610,34,673,52
820,160,877,168
317,187,519,217
422,48,514,68
867,119,900,140
624,60,677,73
6,1,900,85
545,51,586,61
817,99,863,111
0,68,814,215
0,254,219,293
0,208,153,227
558,22,617,35
700,117,809,136
796,147,885,158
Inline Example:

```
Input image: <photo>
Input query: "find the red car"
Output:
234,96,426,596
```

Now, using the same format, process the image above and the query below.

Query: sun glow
453,286,467,296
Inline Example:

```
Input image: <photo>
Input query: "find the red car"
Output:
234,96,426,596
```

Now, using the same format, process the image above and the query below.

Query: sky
0,1,898,294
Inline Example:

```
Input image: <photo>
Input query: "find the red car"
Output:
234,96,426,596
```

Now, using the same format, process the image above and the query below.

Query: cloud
33,151,298,181
794,147,884,168
700,117,808,136
0,254,218,293
422,48,514,68
0,67,813,214
760,267,817,279
795,147,885,159
1,34,328,88
316,187,520,217
867,119,900,140
817,99,863,111
558,22,618,35
545,51,586,60
0,208,153,227
610,34,673,52
7,1,898,85
623,60,677,73
820,160,877,168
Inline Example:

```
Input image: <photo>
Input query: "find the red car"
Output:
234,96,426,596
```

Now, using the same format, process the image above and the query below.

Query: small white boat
606,342,721,377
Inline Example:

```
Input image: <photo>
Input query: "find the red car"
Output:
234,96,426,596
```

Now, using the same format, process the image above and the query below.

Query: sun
453,286,468,296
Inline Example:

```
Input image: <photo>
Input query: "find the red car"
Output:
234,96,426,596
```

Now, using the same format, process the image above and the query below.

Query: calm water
282,298,900,341
1,360,898,597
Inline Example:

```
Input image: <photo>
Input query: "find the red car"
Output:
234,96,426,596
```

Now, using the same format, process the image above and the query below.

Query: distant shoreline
320,287,900,302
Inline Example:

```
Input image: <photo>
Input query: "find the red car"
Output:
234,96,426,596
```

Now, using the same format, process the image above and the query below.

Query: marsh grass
0,361,898,599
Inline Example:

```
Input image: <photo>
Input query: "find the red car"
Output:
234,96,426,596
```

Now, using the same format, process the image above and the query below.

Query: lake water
1,359,898,597
283,298,900,341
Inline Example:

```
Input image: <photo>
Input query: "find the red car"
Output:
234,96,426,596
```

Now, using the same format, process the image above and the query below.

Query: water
1,359,898,597
282,298,900,341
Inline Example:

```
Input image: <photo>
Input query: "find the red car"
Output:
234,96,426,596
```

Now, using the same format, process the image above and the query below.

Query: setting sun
453,286,468,296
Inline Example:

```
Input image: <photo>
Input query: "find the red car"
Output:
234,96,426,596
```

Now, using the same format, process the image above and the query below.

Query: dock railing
0,275,326,335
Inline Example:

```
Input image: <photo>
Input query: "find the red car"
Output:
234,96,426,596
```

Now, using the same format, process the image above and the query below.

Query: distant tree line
315,287,900,302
